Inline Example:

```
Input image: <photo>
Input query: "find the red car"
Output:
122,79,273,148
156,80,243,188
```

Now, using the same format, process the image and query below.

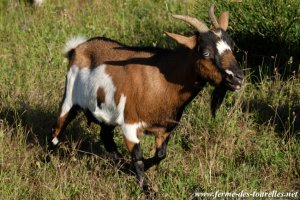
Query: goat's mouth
222,68,244,91
226,82,242,91
224,77,243,91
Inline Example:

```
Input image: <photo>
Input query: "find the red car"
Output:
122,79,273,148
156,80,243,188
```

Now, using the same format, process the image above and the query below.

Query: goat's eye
203,51,210,57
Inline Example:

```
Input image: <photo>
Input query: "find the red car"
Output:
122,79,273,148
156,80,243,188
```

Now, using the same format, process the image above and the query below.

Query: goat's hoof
40,152,53,163
106,151,124,164
142,182,150,195
142,182,159,200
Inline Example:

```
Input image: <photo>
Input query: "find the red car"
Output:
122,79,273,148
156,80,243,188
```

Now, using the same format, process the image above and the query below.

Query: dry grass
0,0,299,199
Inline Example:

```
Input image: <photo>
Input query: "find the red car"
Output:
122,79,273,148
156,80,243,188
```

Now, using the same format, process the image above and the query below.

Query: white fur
60,64,146,144
52,137,59,145
60,66,79,116
115,94,126,125
63,36,87,56
34,0,44,6
122,122,147,143
225,69,234,76
60,64,126,125
216,40,231,55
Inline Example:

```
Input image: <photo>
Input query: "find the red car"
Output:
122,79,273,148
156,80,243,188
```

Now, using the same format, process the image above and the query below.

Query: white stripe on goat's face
212,31,236,77
225,69,234,76
216,40,231,55
60,64,126,125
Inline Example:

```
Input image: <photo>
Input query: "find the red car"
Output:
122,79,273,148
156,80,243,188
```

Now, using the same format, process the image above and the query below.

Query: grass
196,0,300,77
0,0,299,199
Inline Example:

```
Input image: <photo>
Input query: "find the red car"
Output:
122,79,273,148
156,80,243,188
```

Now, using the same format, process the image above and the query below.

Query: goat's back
66,37,184,127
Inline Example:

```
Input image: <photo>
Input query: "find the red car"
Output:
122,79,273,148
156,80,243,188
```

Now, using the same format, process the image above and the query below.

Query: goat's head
167,5,244,117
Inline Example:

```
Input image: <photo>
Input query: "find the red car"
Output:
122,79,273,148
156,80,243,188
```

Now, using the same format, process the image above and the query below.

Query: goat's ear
165,32,197,49
218,11,229,31
211,85,228,118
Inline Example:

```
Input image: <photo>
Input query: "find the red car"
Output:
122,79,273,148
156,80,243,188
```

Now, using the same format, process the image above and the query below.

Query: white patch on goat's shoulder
63,36,87,55
122,122,147,144
225,69,234,76
60,64,127,125
216,40,231,55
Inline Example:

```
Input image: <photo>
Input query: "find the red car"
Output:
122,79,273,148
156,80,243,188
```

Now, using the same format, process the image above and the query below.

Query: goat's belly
86,94,126,125
61,64,126,125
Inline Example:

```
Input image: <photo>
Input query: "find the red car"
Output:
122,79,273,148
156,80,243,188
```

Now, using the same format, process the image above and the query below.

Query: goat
49,5,244,192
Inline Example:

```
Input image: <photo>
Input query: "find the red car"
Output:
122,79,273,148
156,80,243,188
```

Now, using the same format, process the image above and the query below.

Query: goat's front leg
144,132,170,171
123,135,150,193
154,132,170,162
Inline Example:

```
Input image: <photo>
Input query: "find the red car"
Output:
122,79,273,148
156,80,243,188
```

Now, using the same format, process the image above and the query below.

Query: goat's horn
172,15,209,33
209,5,220,28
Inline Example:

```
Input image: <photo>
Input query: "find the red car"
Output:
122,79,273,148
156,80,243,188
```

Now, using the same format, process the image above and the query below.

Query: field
0,0,299,199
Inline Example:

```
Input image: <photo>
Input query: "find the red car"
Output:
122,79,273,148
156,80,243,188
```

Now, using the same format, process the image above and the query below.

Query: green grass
196,0,300,77
0,0,299,199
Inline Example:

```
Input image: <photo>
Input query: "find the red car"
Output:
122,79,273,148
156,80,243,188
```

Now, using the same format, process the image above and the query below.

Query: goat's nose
235,76,243,83
236,74,244,84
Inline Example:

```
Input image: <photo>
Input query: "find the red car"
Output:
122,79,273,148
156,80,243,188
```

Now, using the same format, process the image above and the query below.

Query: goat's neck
160,48,205,102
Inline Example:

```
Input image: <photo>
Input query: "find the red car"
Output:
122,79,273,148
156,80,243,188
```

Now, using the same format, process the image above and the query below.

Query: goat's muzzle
224,69,244,91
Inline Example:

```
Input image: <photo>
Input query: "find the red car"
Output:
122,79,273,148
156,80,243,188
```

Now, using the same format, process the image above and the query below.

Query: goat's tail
63,36,87,60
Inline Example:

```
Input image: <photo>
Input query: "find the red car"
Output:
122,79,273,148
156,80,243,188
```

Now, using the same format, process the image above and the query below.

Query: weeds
0,0,299,199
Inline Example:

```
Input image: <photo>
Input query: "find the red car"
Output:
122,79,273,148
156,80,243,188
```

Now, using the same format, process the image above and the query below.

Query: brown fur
52,115,67,138
50,7,243,192
220,51,237,69
71,39,141,69
155,132,170,149
63,37,226,134
52,106,78,138
196,59,222,86
53,33,239,151
97,87,106,105
123,136,135,152
67,40,199,129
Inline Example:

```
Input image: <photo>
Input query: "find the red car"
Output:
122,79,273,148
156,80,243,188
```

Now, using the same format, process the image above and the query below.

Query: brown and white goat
49,5,243,190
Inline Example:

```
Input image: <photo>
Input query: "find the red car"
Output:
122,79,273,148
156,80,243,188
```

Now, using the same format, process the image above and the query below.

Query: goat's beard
210,84,228,118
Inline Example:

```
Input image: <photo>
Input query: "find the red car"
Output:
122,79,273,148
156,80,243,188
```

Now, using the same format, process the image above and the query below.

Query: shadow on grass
1,104,50,146
0,103,109,159
243,100,300,140
0,102,162,177
0,102,86,148
231,29,300,140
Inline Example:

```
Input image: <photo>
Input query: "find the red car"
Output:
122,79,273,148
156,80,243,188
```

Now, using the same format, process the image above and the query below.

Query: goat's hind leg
49,65,80,152
48,106,79,152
